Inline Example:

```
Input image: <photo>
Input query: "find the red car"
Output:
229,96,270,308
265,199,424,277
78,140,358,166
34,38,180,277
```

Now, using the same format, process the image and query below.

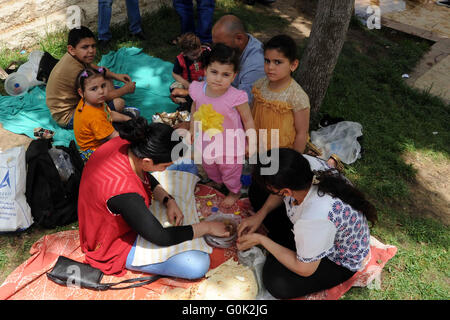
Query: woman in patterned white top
237,148,377,299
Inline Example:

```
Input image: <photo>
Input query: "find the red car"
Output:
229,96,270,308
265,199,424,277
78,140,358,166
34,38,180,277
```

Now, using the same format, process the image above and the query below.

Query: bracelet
162,194,175,207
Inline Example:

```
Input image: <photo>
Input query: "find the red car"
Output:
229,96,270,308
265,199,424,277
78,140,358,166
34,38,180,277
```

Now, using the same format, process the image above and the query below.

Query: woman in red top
78,117,229,278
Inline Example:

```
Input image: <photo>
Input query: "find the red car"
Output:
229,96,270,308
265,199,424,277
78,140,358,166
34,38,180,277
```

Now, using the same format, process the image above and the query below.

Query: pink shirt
189,81,248,160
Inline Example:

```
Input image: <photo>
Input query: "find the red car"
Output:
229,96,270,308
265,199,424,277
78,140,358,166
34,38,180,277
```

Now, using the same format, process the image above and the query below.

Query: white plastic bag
237,246,276,299
0,146,33,232
17,50,45,87
310,121,363,164
48,147,75,182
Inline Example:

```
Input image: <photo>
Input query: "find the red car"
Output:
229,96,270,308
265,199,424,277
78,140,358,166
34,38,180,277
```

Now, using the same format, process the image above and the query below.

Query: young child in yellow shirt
252,34,343,170
251,34,310,154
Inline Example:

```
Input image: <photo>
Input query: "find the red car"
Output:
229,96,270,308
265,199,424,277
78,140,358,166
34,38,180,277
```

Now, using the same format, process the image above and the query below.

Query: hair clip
81,70,88,78
312,174,320,185
98,67,104,73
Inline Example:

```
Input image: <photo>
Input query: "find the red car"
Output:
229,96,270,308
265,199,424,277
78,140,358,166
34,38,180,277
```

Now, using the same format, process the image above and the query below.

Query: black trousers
248,183,356,299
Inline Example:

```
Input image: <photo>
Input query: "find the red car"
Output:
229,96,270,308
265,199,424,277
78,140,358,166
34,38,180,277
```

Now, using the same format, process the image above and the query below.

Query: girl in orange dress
73,67,130,162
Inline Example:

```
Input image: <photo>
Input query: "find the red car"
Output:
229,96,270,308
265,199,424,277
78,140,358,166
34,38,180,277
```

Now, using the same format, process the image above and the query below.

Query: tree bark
295,0,354,120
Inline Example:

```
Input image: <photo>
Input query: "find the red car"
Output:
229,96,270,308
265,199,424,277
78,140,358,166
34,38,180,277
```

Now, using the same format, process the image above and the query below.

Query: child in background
189,43,256,208
171,33,210,111
172,32,209,87
73,67,131,162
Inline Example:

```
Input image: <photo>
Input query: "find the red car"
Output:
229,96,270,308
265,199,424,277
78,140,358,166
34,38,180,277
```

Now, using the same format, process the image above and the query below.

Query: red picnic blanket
0,184,397,300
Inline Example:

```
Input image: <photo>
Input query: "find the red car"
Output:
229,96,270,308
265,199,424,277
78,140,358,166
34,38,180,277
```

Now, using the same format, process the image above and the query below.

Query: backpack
25,139,84,228
36,51,59,84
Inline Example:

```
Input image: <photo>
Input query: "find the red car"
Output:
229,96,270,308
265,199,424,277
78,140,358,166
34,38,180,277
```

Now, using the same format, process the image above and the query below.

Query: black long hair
263,34,297,62
253,148,378,225
76,67,106,93
117,117,185,164
68,26,95,47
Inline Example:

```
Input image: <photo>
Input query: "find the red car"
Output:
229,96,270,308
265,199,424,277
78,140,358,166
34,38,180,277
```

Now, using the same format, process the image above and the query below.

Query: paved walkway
405,39,450,102
354,1,449,103
379,0,449,102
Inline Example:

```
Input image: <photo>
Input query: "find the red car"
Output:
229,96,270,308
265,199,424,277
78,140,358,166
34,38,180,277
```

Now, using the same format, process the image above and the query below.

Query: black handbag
47,256,163,291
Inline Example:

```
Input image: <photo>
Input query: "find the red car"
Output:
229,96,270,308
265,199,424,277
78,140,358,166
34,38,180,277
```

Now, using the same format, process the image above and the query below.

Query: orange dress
251,77,310,151
73,99,114,152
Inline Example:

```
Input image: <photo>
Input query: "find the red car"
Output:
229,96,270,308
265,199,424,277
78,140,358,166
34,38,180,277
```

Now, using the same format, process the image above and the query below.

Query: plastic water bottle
240,160,252,195
4,73,30,96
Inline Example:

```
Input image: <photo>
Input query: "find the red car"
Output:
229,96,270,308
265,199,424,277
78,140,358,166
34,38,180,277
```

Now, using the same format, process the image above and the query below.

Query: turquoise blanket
0,47,178,147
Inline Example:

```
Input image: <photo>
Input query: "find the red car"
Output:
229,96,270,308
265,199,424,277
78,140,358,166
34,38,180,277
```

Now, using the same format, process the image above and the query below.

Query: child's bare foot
327,157,337,168
220,191,240,209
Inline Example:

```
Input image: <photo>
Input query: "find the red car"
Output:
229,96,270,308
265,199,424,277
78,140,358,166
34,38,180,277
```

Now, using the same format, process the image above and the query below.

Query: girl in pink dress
189,43,256,208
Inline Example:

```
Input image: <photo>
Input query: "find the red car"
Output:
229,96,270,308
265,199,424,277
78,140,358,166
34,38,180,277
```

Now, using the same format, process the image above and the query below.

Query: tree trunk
295,0,354,121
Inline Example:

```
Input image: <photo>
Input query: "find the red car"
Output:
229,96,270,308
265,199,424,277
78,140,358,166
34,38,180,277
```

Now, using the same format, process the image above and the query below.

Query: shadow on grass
318,21,449,195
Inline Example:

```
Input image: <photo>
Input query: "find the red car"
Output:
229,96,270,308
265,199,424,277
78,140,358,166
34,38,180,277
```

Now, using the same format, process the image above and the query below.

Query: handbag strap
99,274,164,290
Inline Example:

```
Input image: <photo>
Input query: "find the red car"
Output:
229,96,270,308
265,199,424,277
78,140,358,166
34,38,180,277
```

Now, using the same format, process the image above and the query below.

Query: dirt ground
0,0,448,227
403,151,450,225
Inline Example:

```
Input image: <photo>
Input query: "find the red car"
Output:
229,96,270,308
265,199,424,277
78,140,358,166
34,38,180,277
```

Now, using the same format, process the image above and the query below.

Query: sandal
305,134,322,157
33,127,55,140
329,153,345,172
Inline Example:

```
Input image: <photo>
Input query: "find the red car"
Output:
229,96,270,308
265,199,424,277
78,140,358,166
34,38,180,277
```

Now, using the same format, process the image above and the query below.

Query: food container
152,110,190,127
204,212,241,248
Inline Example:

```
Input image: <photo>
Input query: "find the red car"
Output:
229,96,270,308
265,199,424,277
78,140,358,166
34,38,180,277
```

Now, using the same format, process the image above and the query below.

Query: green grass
322,33,448,199
320,19,450,300
0,1,449,299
